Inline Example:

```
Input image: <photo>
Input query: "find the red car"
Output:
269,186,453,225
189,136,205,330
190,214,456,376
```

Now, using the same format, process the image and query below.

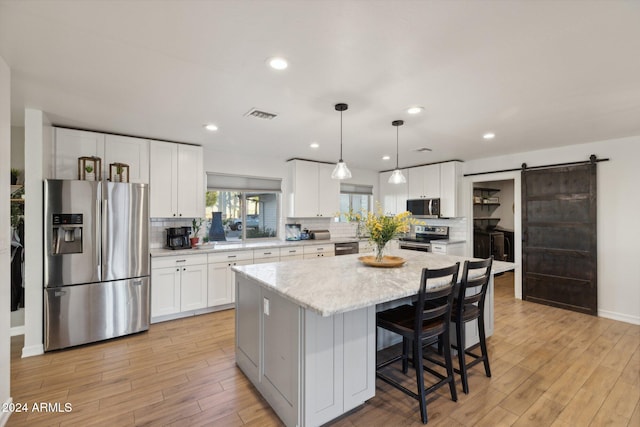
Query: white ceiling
1,0,639,171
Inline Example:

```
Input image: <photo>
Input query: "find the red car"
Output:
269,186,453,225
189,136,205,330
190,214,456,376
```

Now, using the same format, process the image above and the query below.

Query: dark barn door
522,163,597,315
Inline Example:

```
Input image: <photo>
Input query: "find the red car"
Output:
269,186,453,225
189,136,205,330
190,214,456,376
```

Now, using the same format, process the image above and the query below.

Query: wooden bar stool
376,263,460,424
451,257,493,394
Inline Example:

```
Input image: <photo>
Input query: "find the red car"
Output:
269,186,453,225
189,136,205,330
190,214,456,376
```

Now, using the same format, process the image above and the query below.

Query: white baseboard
599,309,640,325
9,326,25,337
21,343,44,358
0,397,12,427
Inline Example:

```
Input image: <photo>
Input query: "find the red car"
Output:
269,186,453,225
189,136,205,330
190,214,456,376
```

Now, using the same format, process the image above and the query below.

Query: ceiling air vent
415,147,433,152
244,108,278,120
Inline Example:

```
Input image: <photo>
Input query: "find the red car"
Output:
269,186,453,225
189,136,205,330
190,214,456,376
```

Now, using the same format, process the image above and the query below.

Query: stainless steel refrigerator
44,179,150,351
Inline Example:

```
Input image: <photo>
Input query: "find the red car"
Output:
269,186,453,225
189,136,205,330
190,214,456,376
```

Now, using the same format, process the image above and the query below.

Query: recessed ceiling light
483,132,496,140
407,106,424,115
382,155,391,160
204,124,218,131
310,142,319,149
268,57,288,70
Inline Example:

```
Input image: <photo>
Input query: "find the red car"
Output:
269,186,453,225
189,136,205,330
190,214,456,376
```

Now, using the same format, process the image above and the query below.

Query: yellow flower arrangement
364,205,421,261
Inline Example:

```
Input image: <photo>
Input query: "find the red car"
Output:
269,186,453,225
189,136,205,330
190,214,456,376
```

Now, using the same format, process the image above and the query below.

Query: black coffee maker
166,226,191,249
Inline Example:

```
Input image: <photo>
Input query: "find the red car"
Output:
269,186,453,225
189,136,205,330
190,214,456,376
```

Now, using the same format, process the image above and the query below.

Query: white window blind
340,183,373,195
207,173,282,192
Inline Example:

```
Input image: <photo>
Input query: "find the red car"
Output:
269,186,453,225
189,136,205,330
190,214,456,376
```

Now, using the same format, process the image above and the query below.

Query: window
338,183,373,222
205,174,281,242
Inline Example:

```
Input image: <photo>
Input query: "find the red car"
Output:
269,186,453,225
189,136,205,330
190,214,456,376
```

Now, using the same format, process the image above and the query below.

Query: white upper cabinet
379,170,408,215
380,160,463,218
407,164,440,199
288,160,340,217
104,135,149,183
54,128,149,183
54,128,105,179
149,141,204,218
439,161,463,217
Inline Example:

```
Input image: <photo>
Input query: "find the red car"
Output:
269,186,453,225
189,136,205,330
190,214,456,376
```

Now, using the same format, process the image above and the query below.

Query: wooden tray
358,255,406,268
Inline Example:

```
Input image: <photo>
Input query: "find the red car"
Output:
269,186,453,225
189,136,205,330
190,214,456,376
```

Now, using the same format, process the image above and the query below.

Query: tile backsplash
150,216,468,248
149,218,192,248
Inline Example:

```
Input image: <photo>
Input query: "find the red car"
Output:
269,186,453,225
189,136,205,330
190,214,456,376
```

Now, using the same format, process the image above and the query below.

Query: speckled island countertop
233,249,515,317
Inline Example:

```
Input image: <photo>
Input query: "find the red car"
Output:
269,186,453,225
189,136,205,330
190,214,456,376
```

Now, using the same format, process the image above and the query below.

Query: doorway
466,171,522,299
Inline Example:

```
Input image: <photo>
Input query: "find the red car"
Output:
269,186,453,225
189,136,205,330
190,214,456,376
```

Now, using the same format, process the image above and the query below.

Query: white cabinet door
150,142,203,218
208,259,253,307
149,141,178,218
439,161,461,217
208,262,232,307
289,160,319,217
177,144,204,218
379,170,408,215
151,266,181,317
54,128,105,179
180,263,208,311
104,134,150,183
407,165,440,199
289,160,339,217
317,163,340,217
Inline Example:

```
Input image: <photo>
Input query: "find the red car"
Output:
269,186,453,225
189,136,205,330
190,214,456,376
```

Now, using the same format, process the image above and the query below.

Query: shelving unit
473,187,501,230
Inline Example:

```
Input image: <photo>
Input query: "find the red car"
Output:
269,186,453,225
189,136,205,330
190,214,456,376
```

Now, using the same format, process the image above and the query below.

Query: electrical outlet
263,297,270,316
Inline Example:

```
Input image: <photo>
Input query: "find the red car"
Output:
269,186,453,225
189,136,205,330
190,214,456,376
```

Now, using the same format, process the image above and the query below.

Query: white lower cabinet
279,246,304,261
303,243,335,259
207,250,254,306
431,241,465,256
151,254,207,320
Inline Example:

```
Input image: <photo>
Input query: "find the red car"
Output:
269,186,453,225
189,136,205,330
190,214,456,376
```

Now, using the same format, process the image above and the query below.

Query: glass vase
375,241,387,263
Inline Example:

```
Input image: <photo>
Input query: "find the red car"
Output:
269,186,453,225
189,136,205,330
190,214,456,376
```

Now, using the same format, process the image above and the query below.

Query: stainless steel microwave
406,198,440,218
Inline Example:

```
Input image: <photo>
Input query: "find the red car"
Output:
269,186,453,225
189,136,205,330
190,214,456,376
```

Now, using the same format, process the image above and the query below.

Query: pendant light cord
396,125,399,169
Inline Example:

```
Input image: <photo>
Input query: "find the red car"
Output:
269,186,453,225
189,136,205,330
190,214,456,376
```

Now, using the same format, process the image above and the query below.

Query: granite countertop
150,237,367,257
233,249,515,317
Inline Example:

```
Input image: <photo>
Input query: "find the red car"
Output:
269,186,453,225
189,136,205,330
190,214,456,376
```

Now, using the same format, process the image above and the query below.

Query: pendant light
331,103,352,180
388,120,407,184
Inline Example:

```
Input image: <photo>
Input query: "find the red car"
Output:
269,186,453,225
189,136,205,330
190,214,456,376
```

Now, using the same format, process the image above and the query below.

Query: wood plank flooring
8,272,640,426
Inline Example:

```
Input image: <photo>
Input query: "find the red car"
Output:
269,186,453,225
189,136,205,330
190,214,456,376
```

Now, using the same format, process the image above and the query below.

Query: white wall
22,110,49,357
10,126,24,174
463,135,640,324
1,54,12,426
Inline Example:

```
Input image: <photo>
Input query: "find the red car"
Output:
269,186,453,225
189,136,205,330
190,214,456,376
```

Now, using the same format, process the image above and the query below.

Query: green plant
191,218,204,237
10,168,20,178
364,205,421,261
85,165,94,173
10,186,24,228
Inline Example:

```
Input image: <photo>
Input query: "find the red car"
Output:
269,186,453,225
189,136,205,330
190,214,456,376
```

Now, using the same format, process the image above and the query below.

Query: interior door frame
463,171,522,299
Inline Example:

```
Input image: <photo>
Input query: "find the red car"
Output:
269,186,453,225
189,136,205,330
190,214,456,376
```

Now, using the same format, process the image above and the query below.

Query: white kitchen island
232,250,514,427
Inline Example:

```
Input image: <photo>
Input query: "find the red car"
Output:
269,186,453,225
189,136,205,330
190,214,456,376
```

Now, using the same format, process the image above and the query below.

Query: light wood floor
8,272,640,426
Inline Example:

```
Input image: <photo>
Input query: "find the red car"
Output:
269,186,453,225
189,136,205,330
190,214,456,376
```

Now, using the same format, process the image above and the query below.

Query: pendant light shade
388,120,406,184
331,103,352,180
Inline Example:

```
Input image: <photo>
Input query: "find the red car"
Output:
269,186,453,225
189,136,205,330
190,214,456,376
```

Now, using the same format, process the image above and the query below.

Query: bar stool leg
478,315,492,377
443,330,458,402
456,321,469,394
414,337,428,424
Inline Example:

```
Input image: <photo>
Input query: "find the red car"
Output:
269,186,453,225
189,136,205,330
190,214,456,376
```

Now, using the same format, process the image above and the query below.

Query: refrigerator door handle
96,199,102,275
101,198,108,278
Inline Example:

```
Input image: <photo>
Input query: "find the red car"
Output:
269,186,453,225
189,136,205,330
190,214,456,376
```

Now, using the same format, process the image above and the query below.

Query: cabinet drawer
303,244,334,255
280,246,303,257
431,244,446,254
152,254,207,269
253,248,280,260
208,250,254,264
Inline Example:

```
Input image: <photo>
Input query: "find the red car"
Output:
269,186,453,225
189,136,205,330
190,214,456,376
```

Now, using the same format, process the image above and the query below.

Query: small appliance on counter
285,223,302,241
300,228,310,240
166,226,192,249
309,229,331,240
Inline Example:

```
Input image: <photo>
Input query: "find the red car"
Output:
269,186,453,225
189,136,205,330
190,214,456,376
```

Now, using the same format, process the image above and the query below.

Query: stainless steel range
399,225,449,252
